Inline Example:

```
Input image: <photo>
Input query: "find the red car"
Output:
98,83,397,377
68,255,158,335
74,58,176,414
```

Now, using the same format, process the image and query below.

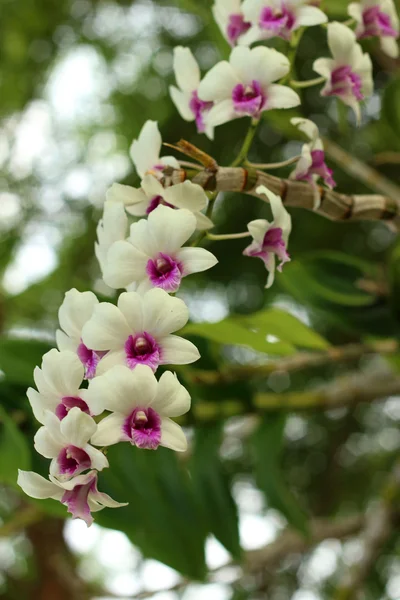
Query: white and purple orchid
129,120,180,179
34,408,108,479
86,364,190,452
17,469,127,527
243,185,291,288
26,349,96,424
106,176,213,230
56,288,106,379
197,46,300,127
290,117,336,198
81,288,199,374
313,22,373,122
212,0,252,46
102,205,217,293
240,0,327,44
169,47,214,139
349,0,399,58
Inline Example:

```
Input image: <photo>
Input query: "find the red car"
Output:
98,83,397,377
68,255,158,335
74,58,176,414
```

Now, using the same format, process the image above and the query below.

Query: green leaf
184,320,295,356
97,444,207,580
251,415,309,536
279,252,376,307
0,406,31,486
0,337,52,386
382,76,400,147
242,308,329,350
190,424,241,559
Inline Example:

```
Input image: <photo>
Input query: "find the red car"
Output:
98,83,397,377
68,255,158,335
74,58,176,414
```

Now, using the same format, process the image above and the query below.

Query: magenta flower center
361,6,397,38
146,195,174,214
146,252,183,293
124,332,160,371
58,445,91,476
123,407,162,450
77,342,105,379
227,13,251,45
259,5,296,39
232,80,267,117
296,149,336,189
189,91,213,133
55,396,90,420
328,65,364,102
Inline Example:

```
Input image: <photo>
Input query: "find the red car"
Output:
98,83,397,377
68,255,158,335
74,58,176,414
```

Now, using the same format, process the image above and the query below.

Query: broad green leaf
0,338,53,386
242,308,329,350
190,424,241,559
97,444,207,580
0,406,31,486
279,252,376,307
251,415,309,536
184,321,295,356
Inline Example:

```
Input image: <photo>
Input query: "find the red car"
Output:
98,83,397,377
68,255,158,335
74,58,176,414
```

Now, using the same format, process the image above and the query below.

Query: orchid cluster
18,0,399,525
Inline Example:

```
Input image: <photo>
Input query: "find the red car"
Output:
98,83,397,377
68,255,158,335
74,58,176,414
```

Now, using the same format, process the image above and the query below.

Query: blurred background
1,0,400,598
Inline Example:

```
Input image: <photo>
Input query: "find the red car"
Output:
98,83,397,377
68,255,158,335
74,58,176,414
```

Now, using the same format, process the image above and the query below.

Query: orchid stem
290,76,325,88
246,155,301,170
206,231,251,241
230,118,260,167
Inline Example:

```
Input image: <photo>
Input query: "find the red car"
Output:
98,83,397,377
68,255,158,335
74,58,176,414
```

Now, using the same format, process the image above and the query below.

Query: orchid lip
146,252,183,292
232,80,266,117
122,406,162,450
55,396,90,420
58,445,91,476
124,332,161,372
227,13,251,45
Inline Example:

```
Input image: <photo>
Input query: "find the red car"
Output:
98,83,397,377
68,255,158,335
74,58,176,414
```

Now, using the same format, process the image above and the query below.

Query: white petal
265,253,277,289
231,46,290,87
327,22,357,65
86,364,157,415
90,487,128,509
59,407,98,447
313,57,333,80
194,211,214,230
90,413,126,446
117,291,144,333
142,288,189,337
247,219,269,244
160,155,180,170
34,426,62,458
95,350,127,376
152,371,191,417
348,2,362,23
160,335,200,365
128,218,157,256
84,445,109,470
267,85,301,110
173,46,201,92
106,183,147,207
160,418,187,452
170,86,194,121
27,387,56,424
198,61,239,102
296,6,327,27
291,117,319,143
163,181,208,212
381,36,399,58
256,185,291,238
17,470,62,500
56,329,77,353
141,174,165,199
237,25,264,46
130,120,162,178
241,0,264,23
176,246,218,275
203,99,236,127
147,205,196,253
38,349,84,398
58,289,99,340
102,241,148,289
81,303,130,351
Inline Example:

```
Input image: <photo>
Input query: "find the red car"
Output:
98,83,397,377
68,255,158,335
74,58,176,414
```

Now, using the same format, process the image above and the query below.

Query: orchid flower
81,288,199,374
102,205,218,293
169,47,214,139
197,46,300,127
129,120,180,179
212,0,252,46
106,176,213,230
243,185,291,288
240,0,327,44
18,469,127,527
313,22,373,122
348,0,399,58
86,365,190,452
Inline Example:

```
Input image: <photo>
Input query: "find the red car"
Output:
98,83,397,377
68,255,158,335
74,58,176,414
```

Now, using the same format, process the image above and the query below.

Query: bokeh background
1,0,400,598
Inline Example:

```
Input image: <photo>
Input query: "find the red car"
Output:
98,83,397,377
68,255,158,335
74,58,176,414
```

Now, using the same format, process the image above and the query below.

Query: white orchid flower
81,288,200,374
169,47,214,139
313,22,373,122
212,0,252,46
102,205,218,293
18,469,127,527
86,365,190,452
243,185,291,288
129,120,180,179
348,0,399,58
197,46,300,128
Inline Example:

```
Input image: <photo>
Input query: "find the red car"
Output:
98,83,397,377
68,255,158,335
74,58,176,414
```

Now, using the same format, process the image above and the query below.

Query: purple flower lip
327,65,364,102
61,473,97,526
55,396,91,420
232,80,266,118
360,6,397,38
227,13,251,45
122,406,162,450
146,195,174,215
58,445,91,476
146,252,183,292
244,227,290,269
259,5,296,39
77,342,106,379
296,149,336,188
124,332,161,371
189,91,213,133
